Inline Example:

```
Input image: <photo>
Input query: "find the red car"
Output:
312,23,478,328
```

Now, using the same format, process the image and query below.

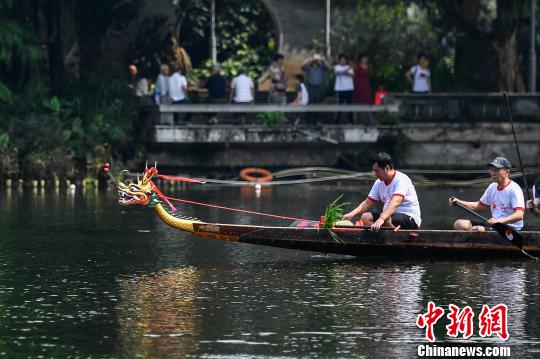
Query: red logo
446,304,474,339
416,301,445,342
417,302,509,342
479,304,509,340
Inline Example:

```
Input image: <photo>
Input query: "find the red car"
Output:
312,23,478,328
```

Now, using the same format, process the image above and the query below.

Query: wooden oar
452,201,539,260
333,225,401,232
289,220,399,231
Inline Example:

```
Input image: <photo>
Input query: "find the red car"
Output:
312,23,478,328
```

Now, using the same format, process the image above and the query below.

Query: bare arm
343,198,376,221
378,196,403,222
406,70,413,84
302,57,313,67
258,69,270,85
370,195,404,231
228,85,234,103
449,197,485,212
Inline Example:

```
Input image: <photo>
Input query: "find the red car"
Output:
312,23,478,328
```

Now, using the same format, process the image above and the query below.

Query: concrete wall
143,122,540,169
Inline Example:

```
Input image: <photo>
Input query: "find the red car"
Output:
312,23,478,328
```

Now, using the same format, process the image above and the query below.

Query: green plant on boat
323,194,349,244
255,112,287,127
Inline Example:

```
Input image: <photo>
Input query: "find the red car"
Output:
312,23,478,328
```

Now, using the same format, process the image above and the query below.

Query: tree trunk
492,29,525,92
45,0,65,94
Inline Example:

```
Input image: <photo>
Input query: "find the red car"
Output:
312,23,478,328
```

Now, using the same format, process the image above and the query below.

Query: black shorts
372,212,419,229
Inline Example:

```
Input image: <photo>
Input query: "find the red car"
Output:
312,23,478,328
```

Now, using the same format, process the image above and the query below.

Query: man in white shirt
343,152,422,231
334,54,354,123
229,68,254,124
154,64,170,104
168,65,191,124
406,53,431,93
449,157,525,231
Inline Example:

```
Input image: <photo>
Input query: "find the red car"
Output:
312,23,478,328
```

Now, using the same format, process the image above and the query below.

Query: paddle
451,200,540,260
289,220,399,231
503,92,534,212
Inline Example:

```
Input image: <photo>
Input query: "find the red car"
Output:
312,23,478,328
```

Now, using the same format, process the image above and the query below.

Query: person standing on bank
259,53,288,104
229,67,255,125
334,54,355,123
205,64,227,124
406,53,431,93
154,64,170,104
342,152,422,231
449,157,525,231
353,53,372,104
168,64,192,124
526,178,540,216
302,53,329,103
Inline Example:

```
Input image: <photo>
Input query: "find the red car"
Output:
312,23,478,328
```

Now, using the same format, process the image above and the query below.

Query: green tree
325,0,446,91
177,0,276,77
435,0,527,91
0,0,43,102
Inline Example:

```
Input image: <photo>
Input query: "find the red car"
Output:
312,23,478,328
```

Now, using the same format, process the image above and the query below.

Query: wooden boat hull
191,223,540,258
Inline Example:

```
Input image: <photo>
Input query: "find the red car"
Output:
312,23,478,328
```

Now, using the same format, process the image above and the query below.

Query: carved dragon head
104,163,204,210
103,163,156,207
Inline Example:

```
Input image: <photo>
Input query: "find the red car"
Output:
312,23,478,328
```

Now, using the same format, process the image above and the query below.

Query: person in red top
353,53,372,104
449,157,525,231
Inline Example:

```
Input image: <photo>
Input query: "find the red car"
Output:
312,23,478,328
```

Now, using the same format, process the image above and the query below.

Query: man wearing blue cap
449,156,525,231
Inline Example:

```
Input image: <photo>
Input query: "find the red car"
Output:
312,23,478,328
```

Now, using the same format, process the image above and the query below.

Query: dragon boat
108,164,540,259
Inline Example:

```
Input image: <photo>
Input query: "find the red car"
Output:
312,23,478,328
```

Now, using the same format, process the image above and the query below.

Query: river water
0,184,539,358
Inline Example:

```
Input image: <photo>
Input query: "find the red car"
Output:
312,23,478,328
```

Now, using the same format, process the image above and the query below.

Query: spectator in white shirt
168,65,191,124
154,64,170,104
229,68,255,124
292,74,309,106
406,53,431,93
334,54,354,123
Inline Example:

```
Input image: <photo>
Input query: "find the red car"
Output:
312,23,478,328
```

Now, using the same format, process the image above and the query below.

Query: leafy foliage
184,0,276,79
323,195,350,244
321,1,447,92
0,2,43,100
255,112,288,127
128,15,171,76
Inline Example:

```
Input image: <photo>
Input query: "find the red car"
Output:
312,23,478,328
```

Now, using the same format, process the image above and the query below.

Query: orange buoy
239,167,273,182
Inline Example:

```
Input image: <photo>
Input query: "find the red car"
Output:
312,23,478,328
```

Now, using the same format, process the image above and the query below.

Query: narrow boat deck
191,223,540,258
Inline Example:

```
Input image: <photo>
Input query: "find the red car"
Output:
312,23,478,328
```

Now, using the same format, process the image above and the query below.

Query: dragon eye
129,184,138,191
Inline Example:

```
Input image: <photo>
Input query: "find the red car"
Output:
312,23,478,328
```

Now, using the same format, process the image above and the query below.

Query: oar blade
492,222,524,249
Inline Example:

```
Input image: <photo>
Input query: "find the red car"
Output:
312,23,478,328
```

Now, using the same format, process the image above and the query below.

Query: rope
165,195,310,222
173,169,540,187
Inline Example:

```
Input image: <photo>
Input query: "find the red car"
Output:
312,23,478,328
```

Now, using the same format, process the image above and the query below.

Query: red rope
165,195,310,222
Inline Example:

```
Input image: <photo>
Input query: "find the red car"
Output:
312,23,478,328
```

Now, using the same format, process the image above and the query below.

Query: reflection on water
118,267,201,357
0,185,539,357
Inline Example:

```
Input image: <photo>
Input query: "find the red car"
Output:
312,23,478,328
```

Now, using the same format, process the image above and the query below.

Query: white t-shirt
409,65,430,92
299,83,309,105
135,78,149,97
154,74,169,103
367,171,422,227
334,64,354,91
231,74,254,102
168,72,188,101
479,181,525,229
